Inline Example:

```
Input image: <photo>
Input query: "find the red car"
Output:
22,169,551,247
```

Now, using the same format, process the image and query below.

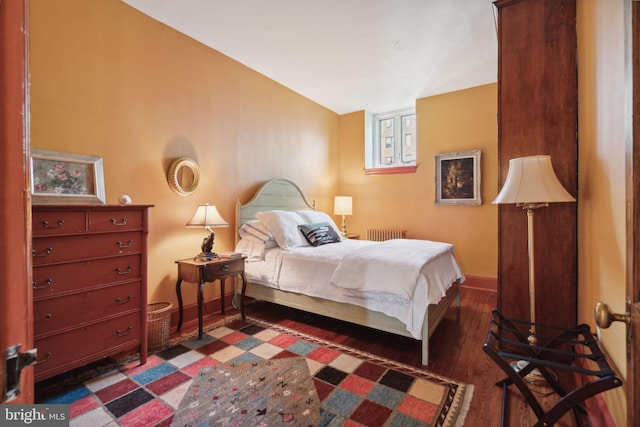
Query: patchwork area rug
37,314,473,427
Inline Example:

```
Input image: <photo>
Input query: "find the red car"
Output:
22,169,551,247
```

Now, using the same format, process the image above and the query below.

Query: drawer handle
110,218,128,226
42,219,64,229
116,266,132,275
116,295,133,305
32,247,52,258
222,264,230,272
116,326,133,337
46,313,52,318
37,352,52,364
117,239,134,248
33,278,53,290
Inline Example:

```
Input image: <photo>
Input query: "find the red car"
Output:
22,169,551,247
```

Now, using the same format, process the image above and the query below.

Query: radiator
366,228,406,241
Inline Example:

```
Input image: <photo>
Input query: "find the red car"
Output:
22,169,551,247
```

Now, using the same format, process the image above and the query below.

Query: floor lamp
493,155,576,348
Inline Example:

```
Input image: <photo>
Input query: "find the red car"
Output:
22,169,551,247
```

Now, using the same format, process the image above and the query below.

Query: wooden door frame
0,0,33,403
628,1,640,424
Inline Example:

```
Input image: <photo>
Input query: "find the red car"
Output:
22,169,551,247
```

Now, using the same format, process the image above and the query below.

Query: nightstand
175,257,245,339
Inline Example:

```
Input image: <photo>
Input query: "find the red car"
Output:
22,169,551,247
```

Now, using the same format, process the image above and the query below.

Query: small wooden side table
175,257,245,339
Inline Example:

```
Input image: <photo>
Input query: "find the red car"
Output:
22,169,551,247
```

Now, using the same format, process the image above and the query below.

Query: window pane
368,109,416,170
401,114,416,162
379,118,395,164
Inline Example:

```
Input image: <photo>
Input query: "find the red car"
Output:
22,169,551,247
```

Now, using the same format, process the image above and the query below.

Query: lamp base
195,252,218,261
511,359,541,377
511,359,557,384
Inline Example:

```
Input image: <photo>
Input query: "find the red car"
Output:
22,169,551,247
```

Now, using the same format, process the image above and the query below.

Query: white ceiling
121,0,498,115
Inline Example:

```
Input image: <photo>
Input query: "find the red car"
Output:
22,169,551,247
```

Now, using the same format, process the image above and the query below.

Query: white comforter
330,239,454,304
235,238,464,339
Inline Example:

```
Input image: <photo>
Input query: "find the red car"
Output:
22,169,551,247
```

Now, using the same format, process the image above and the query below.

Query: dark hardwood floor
228,287,585,426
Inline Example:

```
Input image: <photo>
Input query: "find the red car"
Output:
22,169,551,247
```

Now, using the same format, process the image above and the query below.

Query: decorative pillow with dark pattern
298,222,342,246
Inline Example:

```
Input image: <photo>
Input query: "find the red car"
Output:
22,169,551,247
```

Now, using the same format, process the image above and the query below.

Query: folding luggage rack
483,310,622,426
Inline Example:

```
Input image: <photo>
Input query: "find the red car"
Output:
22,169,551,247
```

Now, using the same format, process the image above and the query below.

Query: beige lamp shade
492,155,575,205
334,196,353,216
186,204,229,229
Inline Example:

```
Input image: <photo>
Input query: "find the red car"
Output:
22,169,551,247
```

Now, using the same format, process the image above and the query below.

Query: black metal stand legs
484,310,622,426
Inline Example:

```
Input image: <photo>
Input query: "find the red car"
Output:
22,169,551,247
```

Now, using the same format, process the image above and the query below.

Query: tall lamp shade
493,155,575,205
186,203,229,259
492,155,575,345
334,196,352,237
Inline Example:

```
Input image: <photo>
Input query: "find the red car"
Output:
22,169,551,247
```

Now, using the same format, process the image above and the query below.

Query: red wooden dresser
31,205,151,381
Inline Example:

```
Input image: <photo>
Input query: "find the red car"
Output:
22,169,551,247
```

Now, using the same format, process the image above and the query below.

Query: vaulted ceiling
121,0,498,115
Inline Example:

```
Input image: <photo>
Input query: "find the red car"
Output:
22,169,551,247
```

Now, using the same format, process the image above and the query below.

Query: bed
234,178,464,365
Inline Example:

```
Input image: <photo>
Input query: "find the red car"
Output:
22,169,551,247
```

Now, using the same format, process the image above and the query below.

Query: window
365,108,417,174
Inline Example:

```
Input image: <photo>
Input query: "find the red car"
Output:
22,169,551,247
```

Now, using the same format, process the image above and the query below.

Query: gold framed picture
31,149,106,205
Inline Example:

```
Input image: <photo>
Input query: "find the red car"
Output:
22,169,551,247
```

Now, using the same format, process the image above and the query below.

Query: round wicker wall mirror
167,158,200,196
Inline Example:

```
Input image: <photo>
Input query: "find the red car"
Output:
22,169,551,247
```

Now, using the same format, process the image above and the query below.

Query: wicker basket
147,302,173,352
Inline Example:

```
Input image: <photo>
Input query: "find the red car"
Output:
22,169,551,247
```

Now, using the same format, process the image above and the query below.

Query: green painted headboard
235,178,315,242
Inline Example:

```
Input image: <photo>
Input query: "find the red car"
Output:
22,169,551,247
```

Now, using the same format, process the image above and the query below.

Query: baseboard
168,294,235,331
461,275,497,292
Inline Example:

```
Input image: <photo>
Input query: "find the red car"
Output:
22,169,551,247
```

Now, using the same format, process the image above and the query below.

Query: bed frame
234,178,460,365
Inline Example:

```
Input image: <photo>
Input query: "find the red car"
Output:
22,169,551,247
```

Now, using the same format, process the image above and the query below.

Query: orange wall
29,0,498,311
29,0,340,307
338,84,498,278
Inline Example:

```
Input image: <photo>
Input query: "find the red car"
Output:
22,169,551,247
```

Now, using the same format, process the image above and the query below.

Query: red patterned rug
37,314,473,426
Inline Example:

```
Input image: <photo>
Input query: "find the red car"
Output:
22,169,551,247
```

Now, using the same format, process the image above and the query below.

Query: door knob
2,344,37,402
594,301,631,329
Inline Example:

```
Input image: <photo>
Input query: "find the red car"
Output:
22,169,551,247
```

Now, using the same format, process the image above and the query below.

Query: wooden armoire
495,0,578,330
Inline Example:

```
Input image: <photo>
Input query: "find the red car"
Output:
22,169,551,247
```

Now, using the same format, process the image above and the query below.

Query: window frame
365,108,417,174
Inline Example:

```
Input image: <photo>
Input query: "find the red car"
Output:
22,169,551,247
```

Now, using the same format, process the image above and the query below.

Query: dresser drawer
34,282,142,336
32,210,86,237
201,258,244,282
88,209,144,232
33,254,142,298
32,231,143,265
34,312,142,380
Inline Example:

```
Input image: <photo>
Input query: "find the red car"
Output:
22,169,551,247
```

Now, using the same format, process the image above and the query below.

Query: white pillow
256,210,308,249
297,210,342,239
239,220,273,244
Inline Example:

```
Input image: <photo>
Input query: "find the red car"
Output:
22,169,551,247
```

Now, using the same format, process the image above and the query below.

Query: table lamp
493,155,576,347
334,196,352,237
186,203,229,260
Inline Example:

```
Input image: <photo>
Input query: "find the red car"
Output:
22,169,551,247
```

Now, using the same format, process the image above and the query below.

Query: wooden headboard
235,178,314,241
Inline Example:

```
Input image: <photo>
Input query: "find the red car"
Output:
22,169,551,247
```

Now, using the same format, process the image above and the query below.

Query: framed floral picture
434,150,481,206
31,149,106,205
